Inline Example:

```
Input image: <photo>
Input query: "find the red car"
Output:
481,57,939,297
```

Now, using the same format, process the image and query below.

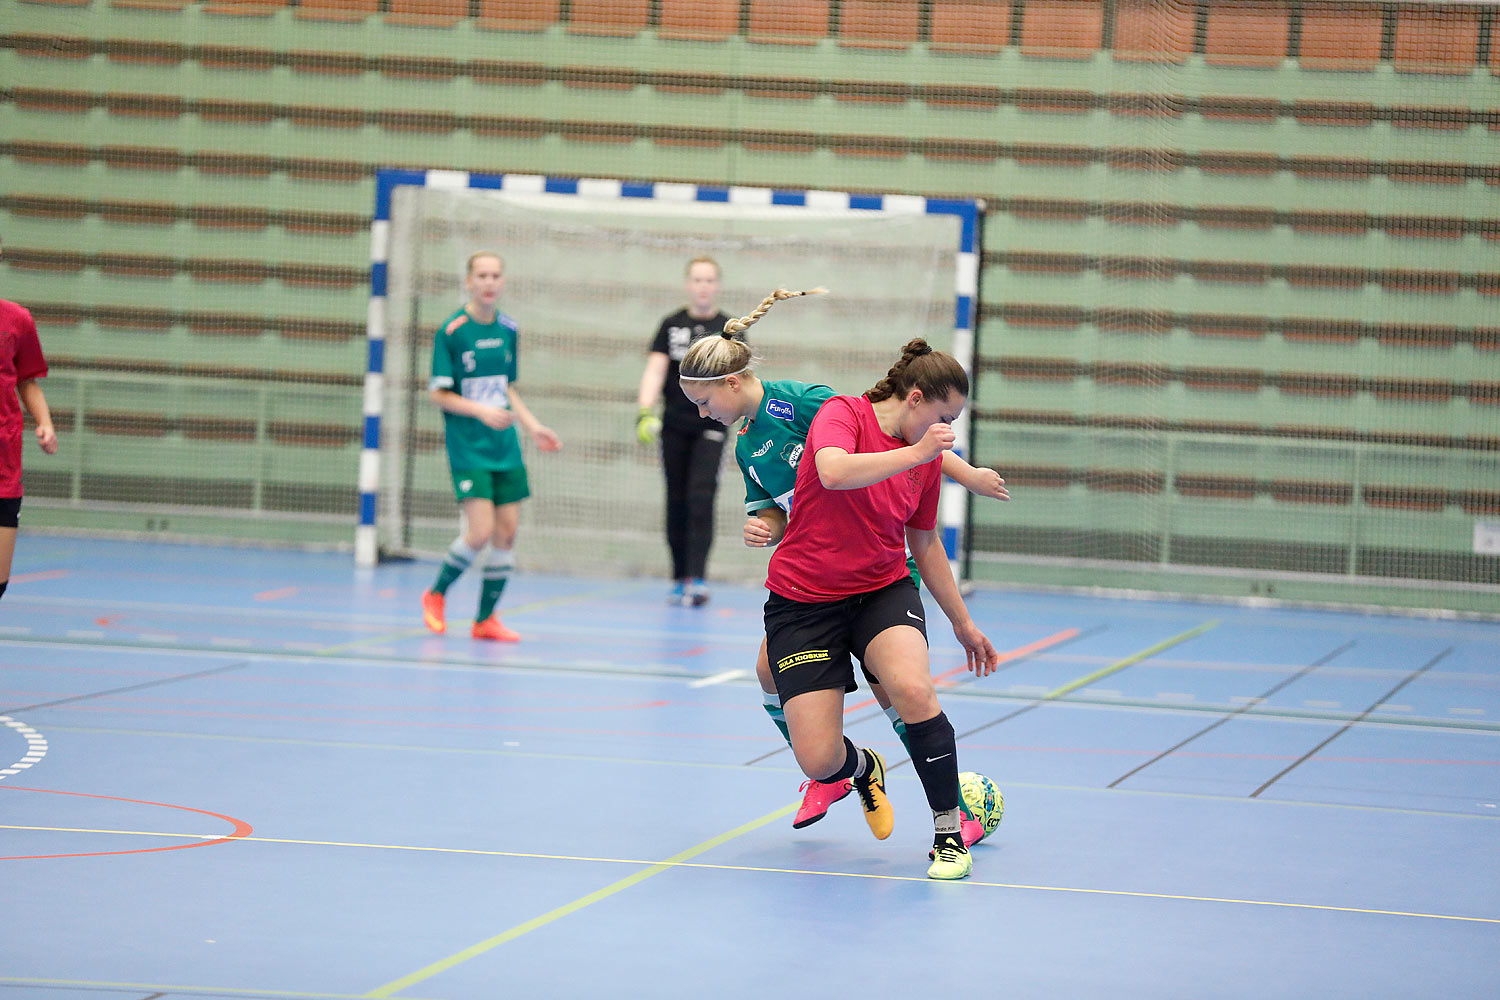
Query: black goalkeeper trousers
660,423,726,581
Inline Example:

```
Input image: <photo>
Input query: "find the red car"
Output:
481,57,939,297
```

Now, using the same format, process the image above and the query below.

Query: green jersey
429,307,523,471
735,379,836,515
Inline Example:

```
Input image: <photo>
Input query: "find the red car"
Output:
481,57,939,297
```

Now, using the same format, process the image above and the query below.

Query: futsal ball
959,771,1004,839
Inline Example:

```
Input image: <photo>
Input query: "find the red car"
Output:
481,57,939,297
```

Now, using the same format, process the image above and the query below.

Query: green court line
0,977,441,1000
1044,621,1221,700
0,633,709,681
310,627,441,655
308,586,642,656
360,803,799,998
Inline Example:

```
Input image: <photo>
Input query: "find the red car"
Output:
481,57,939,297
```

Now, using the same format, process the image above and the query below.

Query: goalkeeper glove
636,406,661,445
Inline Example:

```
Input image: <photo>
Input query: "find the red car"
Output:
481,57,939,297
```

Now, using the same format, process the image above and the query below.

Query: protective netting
963,2,1500,607
376,184,959,580
6,0,1496,611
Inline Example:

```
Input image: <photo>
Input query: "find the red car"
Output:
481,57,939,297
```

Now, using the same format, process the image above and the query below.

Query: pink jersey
767,394,941,602
0,300,49,497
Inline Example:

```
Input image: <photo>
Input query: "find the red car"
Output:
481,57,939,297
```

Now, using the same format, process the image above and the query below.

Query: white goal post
358,168,982,582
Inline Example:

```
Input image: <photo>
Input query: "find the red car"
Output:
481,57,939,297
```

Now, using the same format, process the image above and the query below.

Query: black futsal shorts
763,575,928,703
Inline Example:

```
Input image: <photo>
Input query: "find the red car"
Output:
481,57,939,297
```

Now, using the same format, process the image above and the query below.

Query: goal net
363,172,975,582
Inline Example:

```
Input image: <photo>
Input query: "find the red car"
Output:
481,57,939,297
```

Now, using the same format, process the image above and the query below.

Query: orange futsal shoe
471,616,520,642
421,590,446,634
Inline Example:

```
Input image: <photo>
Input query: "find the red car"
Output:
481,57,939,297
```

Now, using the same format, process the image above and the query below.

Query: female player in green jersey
421,251,561,641
678,290,1008,850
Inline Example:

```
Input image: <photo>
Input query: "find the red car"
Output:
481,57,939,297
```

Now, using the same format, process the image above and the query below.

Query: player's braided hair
679,287,826,382
864,338,969,404
723,286,826,336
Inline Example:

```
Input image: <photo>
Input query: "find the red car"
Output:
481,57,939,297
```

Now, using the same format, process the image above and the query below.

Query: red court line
9,569,68,583
0,786,253,861
844,627,1083,714
253,586,299,602
28,695,670,714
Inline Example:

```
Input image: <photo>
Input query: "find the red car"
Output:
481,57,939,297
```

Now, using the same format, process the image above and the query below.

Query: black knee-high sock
905,712,960,813
817,737,864,784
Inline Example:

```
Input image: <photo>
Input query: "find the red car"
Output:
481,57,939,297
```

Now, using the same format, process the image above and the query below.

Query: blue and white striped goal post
359,168,982,571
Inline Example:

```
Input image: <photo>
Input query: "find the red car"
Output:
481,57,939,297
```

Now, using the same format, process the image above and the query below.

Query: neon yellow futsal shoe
927,834,973,880
851,748,894,840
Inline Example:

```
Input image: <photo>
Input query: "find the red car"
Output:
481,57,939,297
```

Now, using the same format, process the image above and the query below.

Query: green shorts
450,467,530,506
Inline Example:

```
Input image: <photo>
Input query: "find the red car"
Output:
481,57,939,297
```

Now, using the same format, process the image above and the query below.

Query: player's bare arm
939,451,1008,501
814,422,954,491
507,388,561,452
18,379,56,454
429,388,513,430
907,525,999,676
743,508,787,548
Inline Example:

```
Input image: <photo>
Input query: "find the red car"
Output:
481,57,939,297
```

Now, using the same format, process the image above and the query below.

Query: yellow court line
360,803,799,997
1045,620,1220,700
8,823,1494,929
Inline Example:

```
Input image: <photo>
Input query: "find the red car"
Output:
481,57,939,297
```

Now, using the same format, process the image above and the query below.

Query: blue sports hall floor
2,536,1497,999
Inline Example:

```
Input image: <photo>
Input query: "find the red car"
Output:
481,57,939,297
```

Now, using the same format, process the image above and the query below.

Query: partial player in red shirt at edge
761,337,1000,880
0,295,59,601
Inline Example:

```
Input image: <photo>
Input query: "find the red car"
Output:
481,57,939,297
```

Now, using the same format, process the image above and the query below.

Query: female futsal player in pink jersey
760,338,999,879
0,294,58,601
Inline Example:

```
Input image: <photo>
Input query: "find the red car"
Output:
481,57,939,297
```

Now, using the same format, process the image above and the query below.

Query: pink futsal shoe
471,617,520,642
792,779,853,829
960,816,985,847
421,590,446,634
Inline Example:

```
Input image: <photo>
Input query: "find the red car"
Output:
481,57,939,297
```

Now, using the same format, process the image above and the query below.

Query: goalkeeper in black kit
635,256,736,607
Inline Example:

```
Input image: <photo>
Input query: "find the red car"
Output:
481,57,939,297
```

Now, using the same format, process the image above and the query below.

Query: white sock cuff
762,690,782,711
884,704,903,726
484,548,514,570
933,807,961,836
449,537,483,562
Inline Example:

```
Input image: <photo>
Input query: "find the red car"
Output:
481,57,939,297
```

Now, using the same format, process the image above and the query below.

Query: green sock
884,704,913,758
763,692,791,746
433,538,480,595
477,549,512,621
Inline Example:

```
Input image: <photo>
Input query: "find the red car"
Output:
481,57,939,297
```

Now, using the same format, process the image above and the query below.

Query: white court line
689,669,747,688
0,716,49,781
